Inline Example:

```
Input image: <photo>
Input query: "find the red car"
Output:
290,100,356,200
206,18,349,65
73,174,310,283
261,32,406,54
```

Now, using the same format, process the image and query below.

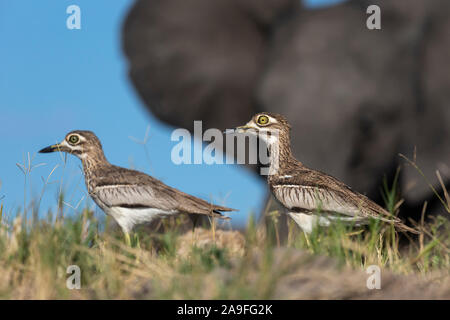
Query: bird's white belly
105,206,178,233
287,212,330,234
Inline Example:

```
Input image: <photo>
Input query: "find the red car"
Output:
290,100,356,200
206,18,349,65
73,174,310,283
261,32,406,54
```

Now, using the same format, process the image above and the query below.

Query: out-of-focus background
0,0,449,227
122,0,450,223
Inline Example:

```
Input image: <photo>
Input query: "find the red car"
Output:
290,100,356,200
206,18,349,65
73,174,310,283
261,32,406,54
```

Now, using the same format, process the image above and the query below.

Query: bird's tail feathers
393,220,421,234
376,215,420,234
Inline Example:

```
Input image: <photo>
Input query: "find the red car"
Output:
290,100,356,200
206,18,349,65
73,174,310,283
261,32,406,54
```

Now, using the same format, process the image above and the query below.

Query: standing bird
230,112,418,234
39,131,235,245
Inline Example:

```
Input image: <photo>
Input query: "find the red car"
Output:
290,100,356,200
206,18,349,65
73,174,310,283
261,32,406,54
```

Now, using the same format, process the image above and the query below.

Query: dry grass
0,205,448,299
0,155,448,299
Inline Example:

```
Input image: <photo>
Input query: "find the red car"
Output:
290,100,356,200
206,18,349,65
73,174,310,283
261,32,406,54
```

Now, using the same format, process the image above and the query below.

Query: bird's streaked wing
93,183,234,218
271,169,398,223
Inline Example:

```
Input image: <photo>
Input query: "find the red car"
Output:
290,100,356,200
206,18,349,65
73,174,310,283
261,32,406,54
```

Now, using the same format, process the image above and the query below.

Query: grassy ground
0,200,448,299
0,160,449,299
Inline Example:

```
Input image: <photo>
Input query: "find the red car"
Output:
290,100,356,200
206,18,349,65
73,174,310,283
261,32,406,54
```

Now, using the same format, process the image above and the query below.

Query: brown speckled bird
39,130,235,244
231,112,418,234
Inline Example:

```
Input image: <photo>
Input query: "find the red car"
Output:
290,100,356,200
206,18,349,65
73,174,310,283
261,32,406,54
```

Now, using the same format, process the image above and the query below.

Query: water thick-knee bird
228,112,419,234
39,130,235,244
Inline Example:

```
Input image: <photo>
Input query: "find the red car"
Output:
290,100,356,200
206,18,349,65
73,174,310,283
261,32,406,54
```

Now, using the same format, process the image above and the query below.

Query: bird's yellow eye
257,115,269,126
68,135,80,145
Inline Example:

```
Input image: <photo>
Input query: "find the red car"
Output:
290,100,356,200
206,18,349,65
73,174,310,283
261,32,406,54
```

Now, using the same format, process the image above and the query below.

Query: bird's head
230,112,291,146
39,130,104,160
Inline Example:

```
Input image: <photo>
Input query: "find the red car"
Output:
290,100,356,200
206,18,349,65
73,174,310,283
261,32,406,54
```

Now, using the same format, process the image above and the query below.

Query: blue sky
0,0,342,227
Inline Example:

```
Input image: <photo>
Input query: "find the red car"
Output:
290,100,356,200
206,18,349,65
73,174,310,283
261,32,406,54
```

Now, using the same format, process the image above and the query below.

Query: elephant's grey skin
122,0,450,218
122,0,299,131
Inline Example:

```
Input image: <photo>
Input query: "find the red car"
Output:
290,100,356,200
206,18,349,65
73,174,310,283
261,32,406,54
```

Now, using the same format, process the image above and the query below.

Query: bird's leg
133,232,141,249
124,232,132,246
303,231,311,248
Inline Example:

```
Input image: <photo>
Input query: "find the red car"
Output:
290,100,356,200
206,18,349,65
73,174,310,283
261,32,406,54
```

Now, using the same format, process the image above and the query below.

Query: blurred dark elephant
122,0,450,219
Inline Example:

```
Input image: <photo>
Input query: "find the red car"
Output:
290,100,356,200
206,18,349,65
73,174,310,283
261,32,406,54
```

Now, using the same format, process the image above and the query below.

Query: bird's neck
266,131,300,175
80,151,110,191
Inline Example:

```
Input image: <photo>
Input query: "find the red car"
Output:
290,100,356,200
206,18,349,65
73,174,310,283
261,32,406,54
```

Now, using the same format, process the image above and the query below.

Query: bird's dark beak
38,144,61,153
223,125,253,134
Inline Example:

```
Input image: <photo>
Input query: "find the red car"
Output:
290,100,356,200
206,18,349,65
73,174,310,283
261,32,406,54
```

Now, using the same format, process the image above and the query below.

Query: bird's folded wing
93,184,234,216
272,184,364,217
273,168,400,222
93,184,179,211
